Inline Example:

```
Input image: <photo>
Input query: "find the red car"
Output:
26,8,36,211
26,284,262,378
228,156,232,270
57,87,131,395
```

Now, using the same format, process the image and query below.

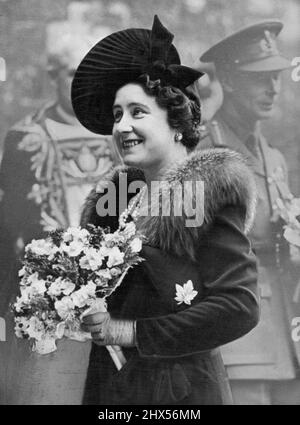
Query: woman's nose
115,113,134,133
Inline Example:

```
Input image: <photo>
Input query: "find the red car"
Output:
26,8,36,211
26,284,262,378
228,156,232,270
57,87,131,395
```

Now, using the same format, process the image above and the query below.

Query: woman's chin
122,155,142,167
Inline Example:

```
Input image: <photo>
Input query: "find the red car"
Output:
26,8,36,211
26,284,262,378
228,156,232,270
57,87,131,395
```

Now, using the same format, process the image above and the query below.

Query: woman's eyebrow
113,102,150,110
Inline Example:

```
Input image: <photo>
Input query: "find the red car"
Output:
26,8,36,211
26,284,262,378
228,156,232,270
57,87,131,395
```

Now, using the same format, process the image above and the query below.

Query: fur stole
81,148,257,262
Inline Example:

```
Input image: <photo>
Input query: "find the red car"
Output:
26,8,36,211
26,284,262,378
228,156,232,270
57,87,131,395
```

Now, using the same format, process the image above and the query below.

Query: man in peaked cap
199,21,300,405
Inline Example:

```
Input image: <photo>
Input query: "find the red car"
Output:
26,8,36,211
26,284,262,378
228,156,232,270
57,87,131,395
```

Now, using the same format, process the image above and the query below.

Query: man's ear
217,70,235,94
47,69,59,81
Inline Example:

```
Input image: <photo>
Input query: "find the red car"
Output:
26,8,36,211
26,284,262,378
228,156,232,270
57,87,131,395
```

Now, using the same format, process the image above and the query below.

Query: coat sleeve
135,204,259,358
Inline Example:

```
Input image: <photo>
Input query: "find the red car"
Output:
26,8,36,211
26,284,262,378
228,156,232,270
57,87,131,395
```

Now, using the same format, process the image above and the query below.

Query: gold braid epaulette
10,101,56,133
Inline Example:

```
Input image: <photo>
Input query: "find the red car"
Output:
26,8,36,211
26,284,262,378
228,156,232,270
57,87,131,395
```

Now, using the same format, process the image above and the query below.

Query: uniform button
267,177,272,184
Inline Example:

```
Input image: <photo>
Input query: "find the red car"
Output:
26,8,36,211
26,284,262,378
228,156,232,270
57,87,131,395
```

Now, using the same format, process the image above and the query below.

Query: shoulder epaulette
10,101,56,133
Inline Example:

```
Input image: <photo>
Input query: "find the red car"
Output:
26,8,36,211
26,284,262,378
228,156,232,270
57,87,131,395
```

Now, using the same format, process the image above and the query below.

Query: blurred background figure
0,2,119,404
188,61,224,124
199,21,300,405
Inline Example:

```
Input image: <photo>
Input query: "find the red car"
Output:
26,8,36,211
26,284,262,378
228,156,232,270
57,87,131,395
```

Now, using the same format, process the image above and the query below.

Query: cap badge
260,30,279,55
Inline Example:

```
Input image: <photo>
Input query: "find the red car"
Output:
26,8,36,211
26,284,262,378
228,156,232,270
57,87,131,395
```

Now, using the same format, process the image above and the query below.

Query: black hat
71,15,203,135
200,20,291,73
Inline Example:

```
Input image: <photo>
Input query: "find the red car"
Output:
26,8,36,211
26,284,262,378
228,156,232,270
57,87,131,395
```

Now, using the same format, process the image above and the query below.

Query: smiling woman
71,15,259,405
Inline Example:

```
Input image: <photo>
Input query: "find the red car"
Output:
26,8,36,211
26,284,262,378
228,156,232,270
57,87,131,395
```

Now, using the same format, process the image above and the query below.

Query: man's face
225,70,282,122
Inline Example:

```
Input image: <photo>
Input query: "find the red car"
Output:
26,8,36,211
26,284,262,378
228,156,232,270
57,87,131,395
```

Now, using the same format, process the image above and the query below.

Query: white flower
19,286,42,305
60,227,90,257
103,231,124,246
31,278,47,295
95,269,112,280
54,296,75,319
48,277,75,297
26,316,45,341
106,246,125,268
122,221,136,239
25,272,39,285
18,287,31,305
14,296,24,313
94,269,112,287
130,237,142,253
26,239,58,257
79,247,104,271
21,272,47,296
71,282,96,308
61,280,76,296
63,227,90,244
99,244,112,257
290,198,300,217
110,267,121,278
18,267,26,277
175,280,198,305
15,317,30,337
61,240,84,257
284,227,300,248
14,290,33,312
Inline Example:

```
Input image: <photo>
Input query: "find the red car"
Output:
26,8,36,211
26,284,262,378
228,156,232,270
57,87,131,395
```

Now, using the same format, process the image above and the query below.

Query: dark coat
80,148,259,405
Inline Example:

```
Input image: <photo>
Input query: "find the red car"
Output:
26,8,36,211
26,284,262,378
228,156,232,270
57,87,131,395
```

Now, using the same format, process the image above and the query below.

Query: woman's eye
113,110,122,122
132,107,145,117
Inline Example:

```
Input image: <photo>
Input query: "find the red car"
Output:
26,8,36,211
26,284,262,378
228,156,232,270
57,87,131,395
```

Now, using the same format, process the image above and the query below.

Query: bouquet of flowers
12,222,144,369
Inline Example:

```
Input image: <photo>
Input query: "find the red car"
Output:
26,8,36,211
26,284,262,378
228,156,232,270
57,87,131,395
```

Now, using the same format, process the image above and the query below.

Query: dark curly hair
135,74,201,150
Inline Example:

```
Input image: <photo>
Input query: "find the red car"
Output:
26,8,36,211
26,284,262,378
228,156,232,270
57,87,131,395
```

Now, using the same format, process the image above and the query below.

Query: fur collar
81,148,257,262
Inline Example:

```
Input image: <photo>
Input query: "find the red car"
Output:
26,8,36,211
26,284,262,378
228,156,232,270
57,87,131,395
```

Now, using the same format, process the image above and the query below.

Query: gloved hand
81,311,136,347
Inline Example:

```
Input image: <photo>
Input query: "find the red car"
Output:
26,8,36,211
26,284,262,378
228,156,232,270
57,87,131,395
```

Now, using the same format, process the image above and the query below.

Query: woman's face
112,83,177,169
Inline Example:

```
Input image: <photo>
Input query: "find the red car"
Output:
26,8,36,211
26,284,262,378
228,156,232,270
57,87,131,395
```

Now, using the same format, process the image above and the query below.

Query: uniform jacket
200,109,300,379
80,148,259,405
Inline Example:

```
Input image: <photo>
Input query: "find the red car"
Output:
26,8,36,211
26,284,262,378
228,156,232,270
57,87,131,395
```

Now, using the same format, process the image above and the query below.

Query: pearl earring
174,131,183,143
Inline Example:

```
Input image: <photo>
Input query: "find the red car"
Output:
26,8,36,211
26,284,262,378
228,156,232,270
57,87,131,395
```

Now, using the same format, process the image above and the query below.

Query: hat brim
238,55,291,72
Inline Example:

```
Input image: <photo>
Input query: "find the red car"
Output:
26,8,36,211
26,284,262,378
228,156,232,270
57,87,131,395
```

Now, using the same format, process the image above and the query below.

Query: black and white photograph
0,0,300,407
